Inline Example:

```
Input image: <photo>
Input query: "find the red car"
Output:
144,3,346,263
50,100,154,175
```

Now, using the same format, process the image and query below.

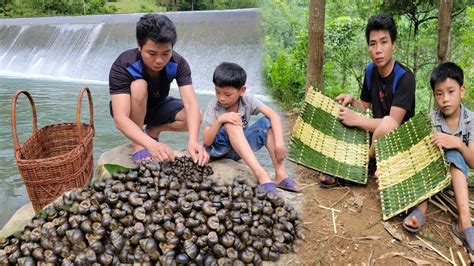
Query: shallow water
0,77,281,228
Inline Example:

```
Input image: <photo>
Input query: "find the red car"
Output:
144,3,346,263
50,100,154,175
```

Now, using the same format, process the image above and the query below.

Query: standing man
319,13,416,187
109,14,209,165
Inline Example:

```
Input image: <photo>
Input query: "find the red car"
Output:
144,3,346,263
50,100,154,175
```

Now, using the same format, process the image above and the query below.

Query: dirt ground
283,114,473,265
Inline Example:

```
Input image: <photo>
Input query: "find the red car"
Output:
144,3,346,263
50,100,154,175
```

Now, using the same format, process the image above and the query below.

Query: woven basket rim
15,122,94,163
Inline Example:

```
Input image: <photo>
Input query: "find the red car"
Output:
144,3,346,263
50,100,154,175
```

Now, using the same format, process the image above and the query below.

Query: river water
0,9,285,228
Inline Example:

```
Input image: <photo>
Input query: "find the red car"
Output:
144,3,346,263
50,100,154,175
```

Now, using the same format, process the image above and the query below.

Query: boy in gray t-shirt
202,62,300,194
402,63,474,255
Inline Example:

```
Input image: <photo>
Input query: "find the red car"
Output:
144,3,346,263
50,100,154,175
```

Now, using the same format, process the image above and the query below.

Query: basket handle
10,90,38,159
76,87,94,144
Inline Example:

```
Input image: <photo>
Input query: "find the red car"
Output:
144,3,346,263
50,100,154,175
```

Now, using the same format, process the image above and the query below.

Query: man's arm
179,85,200,143
339,106,406,133
179,85,209,165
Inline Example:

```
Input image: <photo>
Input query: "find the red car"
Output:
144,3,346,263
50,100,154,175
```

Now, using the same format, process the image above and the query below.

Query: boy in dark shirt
319,13,416,187
109,14,208,165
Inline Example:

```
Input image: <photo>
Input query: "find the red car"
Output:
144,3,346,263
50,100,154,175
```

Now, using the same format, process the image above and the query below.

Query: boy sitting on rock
202,62,300,194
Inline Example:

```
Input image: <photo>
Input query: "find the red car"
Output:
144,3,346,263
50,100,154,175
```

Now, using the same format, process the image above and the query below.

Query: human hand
338,107,360,127
188,141,210,166
218,112,243,126
433,132,462,149
336,94,354,107
148,142,175,162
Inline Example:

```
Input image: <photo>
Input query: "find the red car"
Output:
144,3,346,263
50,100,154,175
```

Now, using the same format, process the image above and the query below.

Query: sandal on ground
463,227,474,255
452,224,474,255
277,177,301,193
319,174,339,189
451,223,464,241
256,182,277,194
132,149,152,165
402,208,425,233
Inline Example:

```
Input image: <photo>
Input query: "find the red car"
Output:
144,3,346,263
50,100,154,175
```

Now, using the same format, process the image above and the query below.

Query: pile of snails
0,156,305,265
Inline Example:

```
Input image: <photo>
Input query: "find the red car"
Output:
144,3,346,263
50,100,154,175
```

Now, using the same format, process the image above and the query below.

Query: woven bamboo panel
376,113,451,220
289,86,370,184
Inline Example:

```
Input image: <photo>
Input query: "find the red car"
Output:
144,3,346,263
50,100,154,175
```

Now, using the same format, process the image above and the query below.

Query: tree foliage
262,0,474,112
0,0,117,17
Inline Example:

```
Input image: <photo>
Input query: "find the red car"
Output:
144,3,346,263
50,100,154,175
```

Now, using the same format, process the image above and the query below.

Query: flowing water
0,9,285,228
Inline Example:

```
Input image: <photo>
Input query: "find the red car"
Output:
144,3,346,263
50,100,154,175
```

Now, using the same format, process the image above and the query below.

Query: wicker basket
375,113,450,220
288,86,370,184
10,87,95,212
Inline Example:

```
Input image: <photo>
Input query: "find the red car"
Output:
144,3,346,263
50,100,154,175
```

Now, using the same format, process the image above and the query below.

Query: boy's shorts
445,149,469,177
110,97,184,126
206,117,271,161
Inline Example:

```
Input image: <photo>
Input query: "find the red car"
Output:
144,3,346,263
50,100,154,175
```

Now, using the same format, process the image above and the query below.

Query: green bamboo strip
298,104,367,144
377,134,443,189
377,112,450,220
291,118,368,167
380,161,450,219
375,114,433,161
289,138,368,184
289,87,370,184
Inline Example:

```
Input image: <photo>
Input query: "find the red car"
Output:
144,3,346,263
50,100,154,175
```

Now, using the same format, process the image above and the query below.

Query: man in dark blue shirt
319,14,416,187
109,14,208,165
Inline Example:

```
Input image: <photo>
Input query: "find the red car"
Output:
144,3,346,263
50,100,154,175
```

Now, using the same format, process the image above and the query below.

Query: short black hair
136,14,177,47
213,62,247,89
430,62,464,90
365,13,397,44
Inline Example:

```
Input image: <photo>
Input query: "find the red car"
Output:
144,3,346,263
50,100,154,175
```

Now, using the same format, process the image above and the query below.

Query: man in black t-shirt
319,14,415,187
109,14,209,165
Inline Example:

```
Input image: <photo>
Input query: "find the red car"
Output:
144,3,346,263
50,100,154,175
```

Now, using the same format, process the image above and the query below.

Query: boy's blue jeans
445,149,469,177
206,117,271,161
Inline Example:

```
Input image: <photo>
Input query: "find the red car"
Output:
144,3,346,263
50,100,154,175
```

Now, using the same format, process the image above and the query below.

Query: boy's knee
446,149,469,177
130,79,148,103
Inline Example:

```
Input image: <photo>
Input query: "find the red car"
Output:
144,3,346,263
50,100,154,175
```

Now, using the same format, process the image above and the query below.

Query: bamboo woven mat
376,113,451,220
288,86,370,184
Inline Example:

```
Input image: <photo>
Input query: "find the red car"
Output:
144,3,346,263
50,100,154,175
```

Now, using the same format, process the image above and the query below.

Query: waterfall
0,9,264,94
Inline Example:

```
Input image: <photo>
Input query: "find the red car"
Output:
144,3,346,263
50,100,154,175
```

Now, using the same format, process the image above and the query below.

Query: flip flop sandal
402,208,425,233
451,224,474,255
463,227,474,255
256,182,277,195
132,149,152,165
319,174,340,189
451,223,465,242
277,177,301,193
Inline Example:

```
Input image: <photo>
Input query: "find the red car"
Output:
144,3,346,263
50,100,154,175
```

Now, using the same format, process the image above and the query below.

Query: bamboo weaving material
470,169,474,187
289,86,370,184
376,113,451,220
11,88,95,212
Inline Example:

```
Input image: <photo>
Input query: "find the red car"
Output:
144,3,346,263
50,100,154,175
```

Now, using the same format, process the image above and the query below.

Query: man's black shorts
109,96,184,126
